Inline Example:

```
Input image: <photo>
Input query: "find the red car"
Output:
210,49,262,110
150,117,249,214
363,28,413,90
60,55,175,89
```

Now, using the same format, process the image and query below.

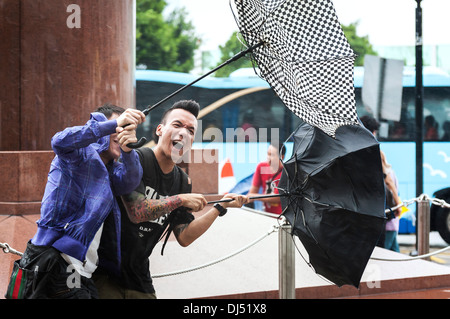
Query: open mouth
172,140,184,150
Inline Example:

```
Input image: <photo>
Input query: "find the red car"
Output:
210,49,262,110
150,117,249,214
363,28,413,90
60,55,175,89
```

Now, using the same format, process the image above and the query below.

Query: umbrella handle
207,193,287,204
124,108,151,149
126,136,147,149
126,42,264,149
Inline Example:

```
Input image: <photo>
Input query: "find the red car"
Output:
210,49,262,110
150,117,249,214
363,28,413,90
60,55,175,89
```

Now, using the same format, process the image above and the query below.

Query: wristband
213,203,227,217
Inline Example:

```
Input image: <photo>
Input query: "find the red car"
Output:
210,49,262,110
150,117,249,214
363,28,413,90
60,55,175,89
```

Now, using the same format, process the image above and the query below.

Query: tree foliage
342,22,377,66
136,0,199,72
214,32,254,77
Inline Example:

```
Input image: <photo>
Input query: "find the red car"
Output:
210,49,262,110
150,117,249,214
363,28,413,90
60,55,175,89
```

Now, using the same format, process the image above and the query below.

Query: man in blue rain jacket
5,104,145,299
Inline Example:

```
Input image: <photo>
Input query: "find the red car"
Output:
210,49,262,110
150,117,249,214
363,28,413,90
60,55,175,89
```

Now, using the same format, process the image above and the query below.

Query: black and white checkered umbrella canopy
233,0,359,137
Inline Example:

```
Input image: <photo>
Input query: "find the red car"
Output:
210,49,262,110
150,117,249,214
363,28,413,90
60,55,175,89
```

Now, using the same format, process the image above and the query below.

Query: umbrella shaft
207,193,286,204
142,42,264,115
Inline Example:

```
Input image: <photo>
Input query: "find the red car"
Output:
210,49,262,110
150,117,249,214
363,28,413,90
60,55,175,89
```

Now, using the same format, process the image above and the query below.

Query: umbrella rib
277,129,298,195
232,0,356,65
283,179,345,285
300,208,320,245
290,229,313,269
251,47,356,64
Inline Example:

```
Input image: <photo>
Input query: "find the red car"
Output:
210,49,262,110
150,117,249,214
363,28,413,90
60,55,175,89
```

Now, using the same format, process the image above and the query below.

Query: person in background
441,121,450,141
360,115,402,251
381,151,402,252
247,143,286,215
425,115,439,141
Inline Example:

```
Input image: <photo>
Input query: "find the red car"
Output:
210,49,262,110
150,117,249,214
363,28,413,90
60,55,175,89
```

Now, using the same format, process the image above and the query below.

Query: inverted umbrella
278,121,386,287
233,0,359,137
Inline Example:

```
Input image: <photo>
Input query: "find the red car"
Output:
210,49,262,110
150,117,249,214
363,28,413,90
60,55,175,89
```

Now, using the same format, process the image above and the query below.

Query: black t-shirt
115,148,194,293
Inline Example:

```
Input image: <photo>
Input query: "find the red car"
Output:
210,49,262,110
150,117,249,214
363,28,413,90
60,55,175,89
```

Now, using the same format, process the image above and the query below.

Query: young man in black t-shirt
95,100,248,298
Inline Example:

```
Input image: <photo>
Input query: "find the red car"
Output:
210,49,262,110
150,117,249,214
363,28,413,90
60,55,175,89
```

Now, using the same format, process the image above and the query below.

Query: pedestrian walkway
343,287,450,299
2,206,449,299
151,206,450,299
398,233,450,266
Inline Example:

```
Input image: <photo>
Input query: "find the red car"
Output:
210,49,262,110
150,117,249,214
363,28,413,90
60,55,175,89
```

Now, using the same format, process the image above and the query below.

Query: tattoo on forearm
121,192,182,224
173,223,189,238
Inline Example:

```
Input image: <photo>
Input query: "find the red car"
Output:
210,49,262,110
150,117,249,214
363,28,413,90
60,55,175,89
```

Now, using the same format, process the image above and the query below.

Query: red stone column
0,0,136,298
19,0,135,150
0,0,21,151
0,0,135,204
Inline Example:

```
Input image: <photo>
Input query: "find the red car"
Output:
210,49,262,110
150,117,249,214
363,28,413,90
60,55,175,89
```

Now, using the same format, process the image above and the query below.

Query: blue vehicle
135,66,450,244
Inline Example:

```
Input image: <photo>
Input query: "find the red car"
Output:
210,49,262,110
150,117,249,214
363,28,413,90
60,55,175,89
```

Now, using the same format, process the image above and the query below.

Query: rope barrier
152,225,279,278
384,193,450,213
371,245,450,262
374,193,450,262
1,194,450,274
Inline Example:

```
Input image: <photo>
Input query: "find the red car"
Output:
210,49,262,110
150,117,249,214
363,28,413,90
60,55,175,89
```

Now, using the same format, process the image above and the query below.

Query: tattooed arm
121,190,208,224
121,191,183,224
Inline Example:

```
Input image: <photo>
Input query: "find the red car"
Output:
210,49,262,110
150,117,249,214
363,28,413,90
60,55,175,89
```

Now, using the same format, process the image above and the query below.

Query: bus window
200,90,289,143
354,86,450,142
424,87,450,141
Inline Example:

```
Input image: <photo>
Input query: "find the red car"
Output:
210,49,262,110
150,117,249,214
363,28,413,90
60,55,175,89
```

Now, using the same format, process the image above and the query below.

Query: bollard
279,222,296,299
417,198,430,260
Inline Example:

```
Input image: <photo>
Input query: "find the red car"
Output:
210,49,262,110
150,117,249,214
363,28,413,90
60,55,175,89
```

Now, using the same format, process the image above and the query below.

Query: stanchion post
279,222,295,299
417,198,430,260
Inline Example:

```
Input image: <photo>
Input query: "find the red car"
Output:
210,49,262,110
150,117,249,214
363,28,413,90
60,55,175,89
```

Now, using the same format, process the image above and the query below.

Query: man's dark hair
271,143,287,158
95,103,125,118
360,115,380,133
279,144,287,158
161,100,200,123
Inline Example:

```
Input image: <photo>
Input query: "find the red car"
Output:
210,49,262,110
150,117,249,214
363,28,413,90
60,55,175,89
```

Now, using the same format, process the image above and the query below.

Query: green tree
342,22,377,66
136,0,199,72
214,32,254,77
